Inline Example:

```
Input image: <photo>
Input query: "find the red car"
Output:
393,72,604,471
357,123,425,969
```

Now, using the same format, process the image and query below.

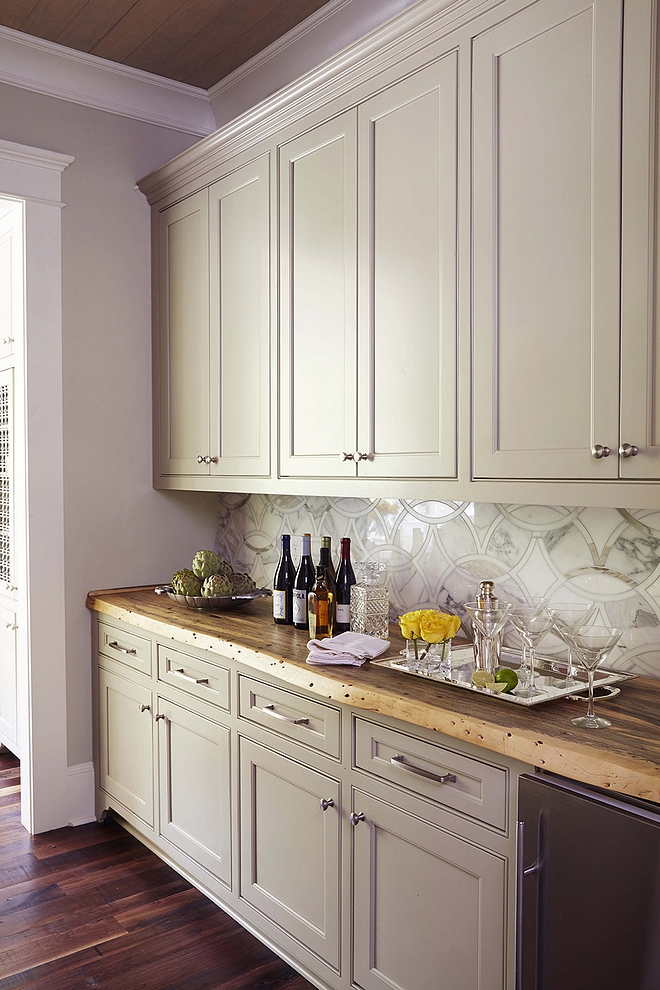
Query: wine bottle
320,536,336,582
293,533,316,630
308,565,334,640
273,534,295,625
318,545,336,634
335,537,356,633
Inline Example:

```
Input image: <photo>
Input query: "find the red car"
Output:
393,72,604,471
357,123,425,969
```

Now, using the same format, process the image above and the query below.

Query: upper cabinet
472,0,623,480
279,58,458,480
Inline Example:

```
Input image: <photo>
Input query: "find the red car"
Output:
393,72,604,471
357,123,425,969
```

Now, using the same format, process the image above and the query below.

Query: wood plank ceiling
0,0,332,90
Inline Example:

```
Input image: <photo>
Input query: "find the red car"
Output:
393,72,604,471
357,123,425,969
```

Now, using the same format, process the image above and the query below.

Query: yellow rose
419,610,461,644
399,609,423,640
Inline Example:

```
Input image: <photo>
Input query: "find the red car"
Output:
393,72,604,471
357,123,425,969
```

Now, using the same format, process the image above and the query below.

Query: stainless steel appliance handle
255,703,309,725
516,820,543,989
172,667,209,685
108,641,137,656
390,754,456,784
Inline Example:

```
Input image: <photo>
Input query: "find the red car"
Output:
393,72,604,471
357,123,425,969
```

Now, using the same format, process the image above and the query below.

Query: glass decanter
350,562,389,640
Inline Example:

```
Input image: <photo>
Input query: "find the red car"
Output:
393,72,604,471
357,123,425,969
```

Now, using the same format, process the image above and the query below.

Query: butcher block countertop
87,586,660,804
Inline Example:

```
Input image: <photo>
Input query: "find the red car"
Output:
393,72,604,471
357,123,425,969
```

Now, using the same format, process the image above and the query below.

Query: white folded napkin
307,631,391,666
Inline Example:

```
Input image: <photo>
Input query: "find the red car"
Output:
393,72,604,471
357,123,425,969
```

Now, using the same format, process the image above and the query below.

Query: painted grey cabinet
239,735,341,969
352,788,507,990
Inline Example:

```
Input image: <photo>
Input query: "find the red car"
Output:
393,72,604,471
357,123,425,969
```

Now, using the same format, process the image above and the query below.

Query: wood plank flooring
0,750,312,990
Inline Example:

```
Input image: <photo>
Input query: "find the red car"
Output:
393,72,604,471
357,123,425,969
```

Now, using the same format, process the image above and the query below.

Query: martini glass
507,599,553,699
464,602,512,676
548,603,598,688
563,625,623,728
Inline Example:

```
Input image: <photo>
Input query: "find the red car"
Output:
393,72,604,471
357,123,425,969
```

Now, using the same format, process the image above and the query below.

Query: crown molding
138,0,499,204
0,137,74,172
0,25,216,137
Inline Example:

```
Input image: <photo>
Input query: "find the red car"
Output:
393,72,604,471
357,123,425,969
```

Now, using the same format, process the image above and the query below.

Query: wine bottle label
336,603,350,623
293,589,307,624
273,590,286,620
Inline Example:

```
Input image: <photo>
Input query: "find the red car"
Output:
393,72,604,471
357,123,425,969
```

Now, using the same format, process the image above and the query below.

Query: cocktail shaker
472,581,503,671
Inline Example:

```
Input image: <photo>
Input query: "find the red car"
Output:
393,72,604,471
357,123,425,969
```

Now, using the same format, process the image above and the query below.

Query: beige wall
0,82,219,767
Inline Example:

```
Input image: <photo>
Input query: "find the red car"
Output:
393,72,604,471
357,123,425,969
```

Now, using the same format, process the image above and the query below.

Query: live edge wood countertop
87,586,660,804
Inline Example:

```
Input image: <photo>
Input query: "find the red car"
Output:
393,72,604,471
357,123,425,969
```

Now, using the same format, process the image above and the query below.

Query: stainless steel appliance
517,772,660,989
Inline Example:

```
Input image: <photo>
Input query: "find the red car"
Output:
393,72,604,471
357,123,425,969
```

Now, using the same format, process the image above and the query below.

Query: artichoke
172,569,202,596
216,556,233,578
192,549,220,579
201,573,232,598
230,572,256,596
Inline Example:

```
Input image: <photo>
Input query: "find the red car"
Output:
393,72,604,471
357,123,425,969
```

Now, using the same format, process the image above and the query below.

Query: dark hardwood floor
0,749,312,990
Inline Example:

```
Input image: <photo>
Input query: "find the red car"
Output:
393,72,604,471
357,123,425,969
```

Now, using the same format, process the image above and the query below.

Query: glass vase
403,638,452,674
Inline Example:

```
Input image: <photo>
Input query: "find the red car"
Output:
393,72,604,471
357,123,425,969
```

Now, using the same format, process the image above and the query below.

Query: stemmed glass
563,625,623,728
464,602,512,675
507,599,554,698
547,603,598,688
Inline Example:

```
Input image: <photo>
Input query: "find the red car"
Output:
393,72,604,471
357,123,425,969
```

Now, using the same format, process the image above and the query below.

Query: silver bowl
155,585,272,612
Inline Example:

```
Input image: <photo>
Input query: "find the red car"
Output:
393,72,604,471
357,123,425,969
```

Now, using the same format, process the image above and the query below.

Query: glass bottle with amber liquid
308,565,334,640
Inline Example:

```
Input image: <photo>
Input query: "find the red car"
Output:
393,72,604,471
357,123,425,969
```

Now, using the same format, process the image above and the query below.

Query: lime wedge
494,667,518,693
471,670,495,688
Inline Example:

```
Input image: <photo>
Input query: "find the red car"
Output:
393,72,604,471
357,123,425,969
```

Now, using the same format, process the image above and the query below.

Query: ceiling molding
0,24,216,137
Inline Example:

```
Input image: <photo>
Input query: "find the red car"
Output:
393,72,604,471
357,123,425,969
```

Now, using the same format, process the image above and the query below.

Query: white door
279,111,358,478
157,695,231,885
209,156,271,477
352,790,507,990
158,190,210,476
98,666,154,826
0,604,17,752
619,0,660,479
357,55,458,479
472,0,622,479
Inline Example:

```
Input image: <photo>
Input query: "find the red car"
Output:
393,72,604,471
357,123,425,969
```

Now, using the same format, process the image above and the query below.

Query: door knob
349,811,366,825
591,444,611,459
619,443,639,458
319,798,334,811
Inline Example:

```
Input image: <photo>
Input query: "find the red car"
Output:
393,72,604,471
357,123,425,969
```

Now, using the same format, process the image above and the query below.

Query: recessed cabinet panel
0,209,20,362
158,191,210,476
352,790,506,990
0,604,17,750
279,112,358,478
209,157,270,476
157,696,231,884
98,665,154,826
472,0,622,479
357,56,458,479
239,737,340,968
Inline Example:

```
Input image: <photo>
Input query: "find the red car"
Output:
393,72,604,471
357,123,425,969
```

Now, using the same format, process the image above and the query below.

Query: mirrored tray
372,644,637,706
154,585,272,612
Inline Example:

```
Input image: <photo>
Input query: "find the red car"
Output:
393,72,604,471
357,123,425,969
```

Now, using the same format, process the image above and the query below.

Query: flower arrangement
398,609,461,665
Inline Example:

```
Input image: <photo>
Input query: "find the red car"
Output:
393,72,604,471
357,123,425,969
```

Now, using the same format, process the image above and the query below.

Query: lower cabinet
238,736,341,969
157,694,231,885
0,604,17,752
98,664,154,827
352,789,507,990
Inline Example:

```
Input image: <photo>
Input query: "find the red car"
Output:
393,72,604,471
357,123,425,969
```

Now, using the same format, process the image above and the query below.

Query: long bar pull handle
390,754,456,784
255,703,309,726
173,668,209,685
108,641,137,656
516,820,542,989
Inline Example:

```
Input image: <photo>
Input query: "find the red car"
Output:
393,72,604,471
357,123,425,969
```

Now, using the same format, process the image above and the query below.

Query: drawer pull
108,641,137,656
255,703,309,725
350,811,366,825
155,713,166,721
139,704,150,713
391,754,457,785
319,798,334,812
173,667,209,685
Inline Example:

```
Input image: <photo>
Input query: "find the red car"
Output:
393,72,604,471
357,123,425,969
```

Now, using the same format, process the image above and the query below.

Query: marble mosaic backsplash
215,495,660,678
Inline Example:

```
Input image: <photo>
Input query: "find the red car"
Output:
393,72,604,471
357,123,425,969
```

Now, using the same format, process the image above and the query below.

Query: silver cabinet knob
342,451,368,463
349,811,366,826
319,798,334,812
155,713,166,721
208,456,218,463
342,452,353,461
197,455,205,464
619,443,639,458
591,444,611,459
2,338,14,346
139,704,150,713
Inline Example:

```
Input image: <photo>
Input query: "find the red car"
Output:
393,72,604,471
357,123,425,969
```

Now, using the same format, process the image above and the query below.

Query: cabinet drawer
354,717,507,830
157,645,230,712
238,676,340,759
98,621,151,676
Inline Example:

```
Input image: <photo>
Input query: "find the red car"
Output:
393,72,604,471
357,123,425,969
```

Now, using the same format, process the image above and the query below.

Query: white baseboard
67,761,96,826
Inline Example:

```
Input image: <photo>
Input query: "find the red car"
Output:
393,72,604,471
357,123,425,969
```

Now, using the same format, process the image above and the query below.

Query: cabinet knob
342,451,369,463
202,455,218,464
139,704,150,713
319,798,334,812
619,443,639,458
155,713,166,721
591,444,611,459
197,455,205,464
349,811,366,826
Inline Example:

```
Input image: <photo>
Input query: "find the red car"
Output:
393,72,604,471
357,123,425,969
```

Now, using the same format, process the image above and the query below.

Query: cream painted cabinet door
0,604,17,752
352,790,506,990
0,206,21,361
98,666,154,827
209,157,270,477
472,0,622,479
158,190,210,476
357,55,458,479
620,0,660,479
239,737,340,968
157,695,231,885
279,111,358,478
